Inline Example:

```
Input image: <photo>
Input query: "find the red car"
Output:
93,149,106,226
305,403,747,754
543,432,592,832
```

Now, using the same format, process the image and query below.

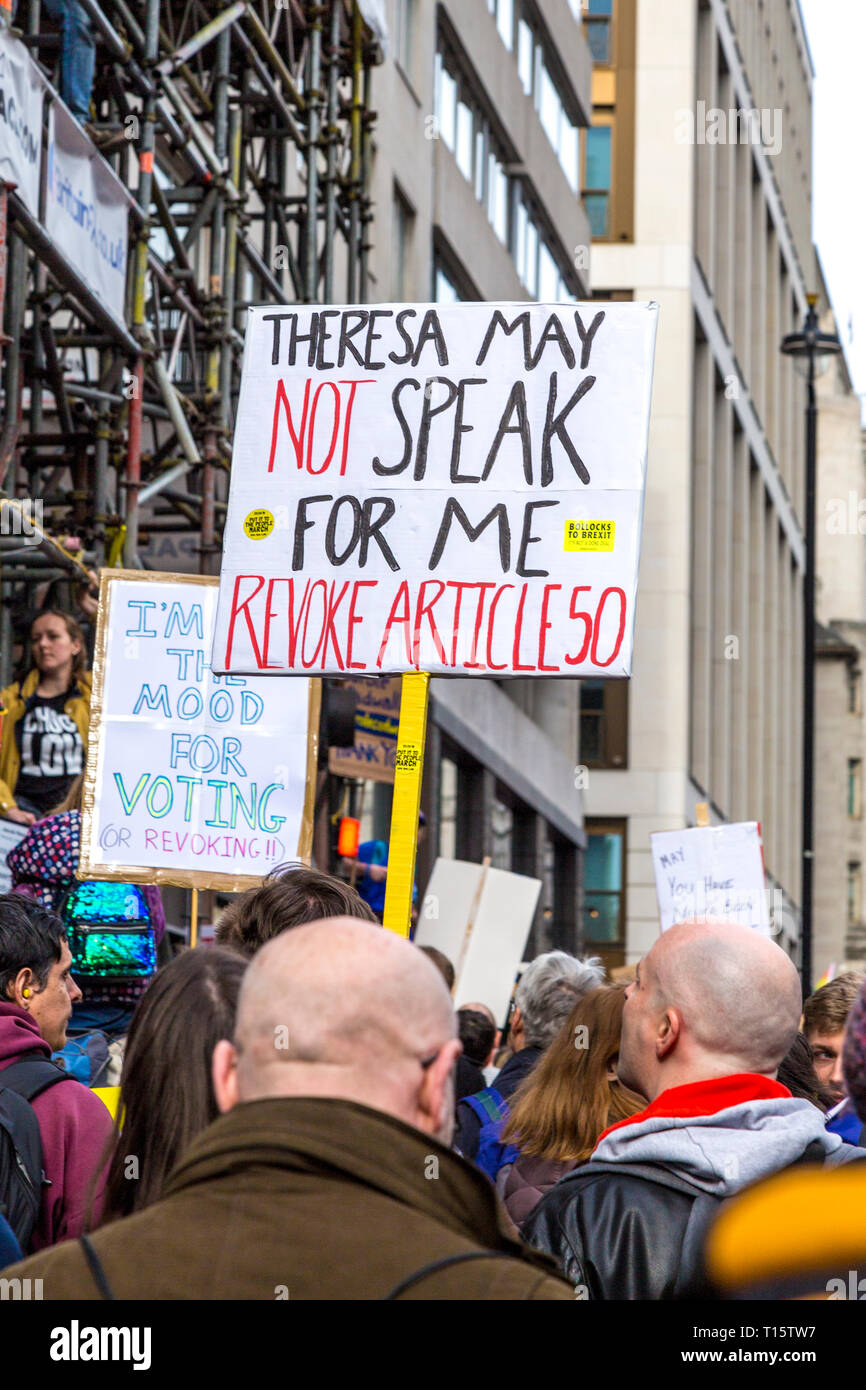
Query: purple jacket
0,1004,113,1249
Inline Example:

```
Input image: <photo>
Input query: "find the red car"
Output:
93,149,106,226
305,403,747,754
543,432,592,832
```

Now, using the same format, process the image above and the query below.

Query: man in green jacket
7,917,572,1300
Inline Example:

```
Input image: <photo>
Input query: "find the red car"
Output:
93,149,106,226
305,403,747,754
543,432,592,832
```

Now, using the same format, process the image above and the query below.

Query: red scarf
596,1073,792,1148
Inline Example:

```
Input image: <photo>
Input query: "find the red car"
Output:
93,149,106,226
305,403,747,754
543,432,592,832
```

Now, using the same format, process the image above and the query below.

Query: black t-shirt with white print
14,687,85,815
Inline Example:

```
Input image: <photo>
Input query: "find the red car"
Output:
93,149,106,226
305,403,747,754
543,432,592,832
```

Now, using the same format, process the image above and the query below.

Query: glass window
525,216,539,296
391,189,413,300
584,825,624,944
848,862,862,928
849,759,862,819
438,66,457,150
517,19,533,95
585,193,609,238
455,99,474,181
490,795,514,871
560,119,579,193
579,681,605,762
585,126,612,189
434,264,461,304
538,63,560,148
395,0,415,72
585,0,612,62
515,198,528,283
496,0,514,50
439,757,458,859
474,127,486,200
489,155,508,244
539,241,559,301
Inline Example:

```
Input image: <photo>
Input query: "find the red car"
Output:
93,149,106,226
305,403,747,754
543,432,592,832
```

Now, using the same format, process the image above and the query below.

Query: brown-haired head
502,984,644,1163
215,862,378,958
31,608,88,681
94,947,247,1226
803,972,864,1040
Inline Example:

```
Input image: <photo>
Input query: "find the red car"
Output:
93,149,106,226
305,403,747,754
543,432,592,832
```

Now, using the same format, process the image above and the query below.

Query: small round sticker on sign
244,509,274,540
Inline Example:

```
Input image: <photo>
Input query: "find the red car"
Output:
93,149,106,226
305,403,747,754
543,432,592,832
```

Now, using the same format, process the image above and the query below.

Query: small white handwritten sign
650,822,770,934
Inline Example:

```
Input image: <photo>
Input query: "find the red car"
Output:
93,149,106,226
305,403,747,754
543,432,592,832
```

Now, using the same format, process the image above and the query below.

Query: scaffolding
0,0,382,683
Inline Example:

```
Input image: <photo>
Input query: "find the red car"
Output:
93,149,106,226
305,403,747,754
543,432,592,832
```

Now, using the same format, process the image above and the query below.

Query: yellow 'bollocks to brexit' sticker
244,509,274,539
564,520,615,552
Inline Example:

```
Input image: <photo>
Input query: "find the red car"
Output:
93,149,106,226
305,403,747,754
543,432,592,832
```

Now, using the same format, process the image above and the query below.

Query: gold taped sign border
382,672,429,938
79,568,321,893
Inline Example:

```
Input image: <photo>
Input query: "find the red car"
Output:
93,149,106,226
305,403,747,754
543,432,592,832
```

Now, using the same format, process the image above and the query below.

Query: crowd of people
3,601,866,1300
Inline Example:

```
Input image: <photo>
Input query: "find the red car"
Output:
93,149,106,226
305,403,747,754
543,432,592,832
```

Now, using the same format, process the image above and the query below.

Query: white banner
45,98,129,325
651,821,771,935
213,301,658,677
0,26,44,215
80,571,319,891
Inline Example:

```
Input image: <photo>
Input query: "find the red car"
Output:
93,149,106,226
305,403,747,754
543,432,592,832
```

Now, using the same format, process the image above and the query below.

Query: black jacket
521,1160,720,1299
454,1047,542,1163
522,1141,866,1300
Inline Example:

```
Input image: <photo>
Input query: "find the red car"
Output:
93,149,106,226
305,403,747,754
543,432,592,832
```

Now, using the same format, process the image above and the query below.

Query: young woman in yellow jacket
0,610,91,826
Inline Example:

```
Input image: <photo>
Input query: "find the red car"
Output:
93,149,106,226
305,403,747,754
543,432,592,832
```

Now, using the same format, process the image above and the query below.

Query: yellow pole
382,672,429,938
190,887,199,948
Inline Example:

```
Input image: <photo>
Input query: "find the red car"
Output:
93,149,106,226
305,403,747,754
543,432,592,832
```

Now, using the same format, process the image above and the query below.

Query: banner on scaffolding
0,26,44,216
45,98,130,327
80,570,320,892
213,301,658,678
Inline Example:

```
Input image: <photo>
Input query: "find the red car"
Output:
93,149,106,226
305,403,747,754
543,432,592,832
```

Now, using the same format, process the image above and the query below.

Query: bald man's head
211,917,462,1143
618,921,802,1101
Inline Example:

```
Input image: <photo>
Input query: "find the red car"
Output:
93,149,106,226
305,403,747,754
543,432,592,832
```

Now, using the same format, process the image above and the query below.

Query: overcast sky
799,0,866,402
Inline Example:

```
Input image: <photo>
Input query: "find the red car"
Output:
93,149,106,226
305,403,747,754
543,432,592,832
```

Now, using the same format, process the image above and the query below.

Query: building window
434,45,511,246
584,819,626,946
395,0,415,74
513,187,576,302
391,186,414,300
439,755,458,859
848,862,862,929
584,0,613,63
848,666,861,715
580,679,628,767
487,0,515,51
435,36,579,296
434,262,461,303
583,124,612,237
513,5,581,192
849,759,862,819
490,791,514,871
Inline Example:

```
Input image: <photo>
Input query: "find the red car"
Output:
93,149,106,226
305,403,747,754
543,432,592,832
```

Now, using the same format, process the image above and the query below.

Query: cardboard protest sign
327,676,401,784
80,571,319,891
0,818,28,893
213,301,658,677
650,822,770,935
415,858,541,1026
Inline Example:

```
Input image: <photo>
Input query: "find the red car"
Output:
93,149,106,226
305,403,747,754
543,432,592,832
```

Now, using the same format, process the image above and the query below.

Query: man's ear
9,968,33,1009
417,1039,462,1136
656,1008,681,1060
212,1039,240,1114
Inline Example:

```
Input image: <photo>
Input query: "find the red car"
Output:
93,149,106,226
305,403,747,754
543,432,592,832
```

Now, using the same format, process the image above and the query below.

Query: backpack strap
79,1234,116,1301
0,1054,73,1104
462,1087,508,1126
383,1250,504,1300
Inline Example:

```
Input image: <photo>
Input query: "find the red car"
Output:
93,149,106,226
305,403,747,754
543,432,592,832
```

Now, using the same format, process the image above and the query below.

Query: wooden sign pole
190,887,199,948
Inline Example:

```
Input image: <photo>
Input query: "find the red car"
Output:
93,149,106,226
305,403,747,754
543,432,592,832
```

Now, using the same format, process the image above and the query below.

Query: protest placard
0,817,28,893
80,570,319,891
650,821,770,934
212,301,658,678
415,858,541,1026
327,675,401,783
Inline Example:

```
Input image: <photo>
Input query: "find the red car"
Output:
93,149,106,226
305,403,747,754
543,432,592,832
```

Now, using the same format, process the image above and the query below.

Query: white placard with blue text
80,572,314,889
650,822,770,935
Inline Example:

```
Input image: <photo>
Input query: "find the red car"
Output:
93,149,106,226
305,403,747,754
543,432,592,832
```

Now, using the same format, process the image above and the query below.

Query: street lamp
781,294,842,994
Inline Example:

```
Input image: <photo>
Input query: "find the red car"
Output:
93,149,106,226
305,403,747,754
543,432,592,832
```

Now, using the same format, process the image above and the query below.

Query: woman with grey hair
453,950,606,1175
